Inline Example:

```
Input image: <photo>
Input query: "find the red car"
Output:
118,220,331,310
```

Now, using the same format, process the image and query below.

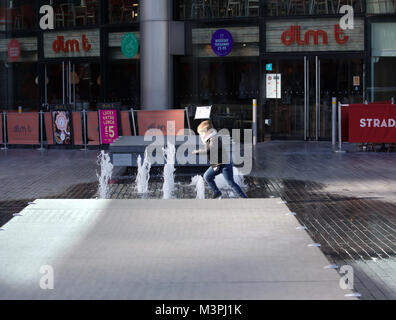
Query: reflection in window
367,0,395,14
108,0,139,24
176,0,259,19
53,0,99,27
267,0,364,16
372,57,396,102
0,0,36,31
175,57,258,133
0,62,38,110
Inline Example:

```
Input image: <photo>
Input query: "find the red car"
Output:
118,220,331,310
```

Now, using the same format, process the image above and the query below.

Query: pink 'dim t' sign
99,109,119,144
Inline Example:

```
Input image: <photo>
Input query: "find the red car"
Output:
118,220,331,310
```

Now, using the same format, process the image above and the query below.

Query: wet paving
1,167,395,299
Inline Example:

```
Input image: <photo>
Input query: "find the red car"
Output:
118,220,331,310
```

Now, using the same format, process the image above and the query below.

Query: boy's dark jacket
195,134,230,169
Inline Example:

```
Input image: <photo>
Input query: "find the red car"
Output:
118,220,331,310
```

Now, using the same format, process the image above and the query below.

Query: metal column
140,0,171,110
332,97,337,151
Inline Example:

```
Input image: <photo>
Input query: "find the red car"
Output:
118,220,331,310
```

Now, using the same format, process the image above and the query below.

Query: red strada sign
281,24,349,46
52,34,91,53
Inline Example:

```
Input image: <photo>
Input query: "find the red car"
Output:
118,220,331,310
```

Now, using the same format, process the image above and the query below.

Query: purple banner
99,109,119,144
211,29,233,57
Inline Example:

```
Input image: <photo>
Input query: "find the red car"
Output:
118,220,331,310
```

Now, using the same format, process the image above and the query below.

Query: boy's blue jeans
203,163,247,198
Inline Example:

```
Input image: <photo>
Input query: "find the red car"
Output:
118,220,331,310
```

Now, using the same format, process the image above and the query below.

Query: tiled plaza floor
1,141,396,299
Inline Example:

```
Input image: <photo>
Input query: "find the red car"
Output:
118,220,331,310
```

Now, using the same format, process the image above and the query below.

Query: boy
192,120,247,199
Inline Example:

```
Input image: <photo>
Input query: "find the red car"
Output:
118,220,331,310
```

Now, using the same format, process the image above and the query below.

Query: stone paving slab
0,199,356,300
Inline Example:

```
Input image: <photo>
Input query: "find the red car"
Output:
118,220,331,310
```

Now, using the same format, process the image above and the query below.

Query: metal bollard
37,110,45,151
252,99,257,146
332,97,337,151
392,97,394,105
81,109,88,151
1,112,7,150
130,108,137,136
336,102,346,153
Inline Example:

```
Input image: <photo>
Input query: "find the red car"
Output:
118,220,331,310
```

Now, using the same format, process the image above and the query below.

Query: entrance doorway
41,61,100,111
264,55,364,140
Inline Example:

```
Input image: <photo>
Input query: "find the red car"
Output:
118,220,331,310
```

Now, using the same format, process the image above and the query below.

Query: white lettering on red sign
360,119,396,128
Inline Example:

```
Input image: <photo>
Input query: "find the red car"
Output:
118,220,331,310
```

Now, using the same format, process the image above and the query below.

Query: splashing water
96,151,114,199
135,149,151,194
191,175,205,199
162,142,176,199
214,166,246,197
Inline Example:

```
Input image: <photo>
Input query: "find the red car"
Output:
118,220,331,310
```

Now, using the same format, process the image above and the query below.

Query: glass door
43,61,100,111
263,58,305,139
263,56,364,141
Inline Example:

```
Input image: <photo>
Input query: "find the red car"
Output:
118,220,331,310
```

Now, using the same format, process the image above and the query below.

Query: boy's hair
197,120,214,133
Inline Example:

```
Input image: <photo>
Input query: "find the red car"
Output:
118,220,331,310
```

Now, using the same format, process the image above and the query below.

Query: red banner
7,113,39,144
87,111,100,145
348,104,396,143
121,111,131,136
44,112,54,144
137,110,185,136
72,112,83,145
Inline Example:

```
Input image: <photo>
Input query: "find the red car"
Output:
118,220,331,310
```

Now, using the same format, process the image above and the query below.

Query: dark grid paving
1,172,396,299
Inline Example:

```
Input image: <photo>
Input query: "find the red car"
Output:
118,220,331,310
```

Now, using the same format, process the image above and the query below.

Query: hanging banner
137,110,185,136
7,113,39,145
51,104,73,145
99,109,119,144
348,104,396,143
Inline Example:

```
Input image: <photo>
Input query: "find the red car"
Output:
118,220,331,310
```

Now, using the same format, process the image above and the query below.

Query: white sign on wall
266,74,281,99
195,106,212,119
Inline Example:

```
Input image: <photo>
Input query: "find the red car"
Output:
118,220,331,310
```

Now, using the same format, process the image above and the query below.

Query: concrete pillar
140,0,172,110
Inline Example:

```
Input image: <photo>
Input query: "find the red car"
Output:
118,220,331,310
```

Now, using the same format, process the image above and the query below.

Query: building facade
1,0,396,141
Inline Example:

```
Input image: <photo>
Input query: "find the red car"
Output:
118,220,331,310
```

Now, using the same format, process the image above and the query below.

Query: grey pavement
252,141,396,202
0,199,356,300
0,149,120,201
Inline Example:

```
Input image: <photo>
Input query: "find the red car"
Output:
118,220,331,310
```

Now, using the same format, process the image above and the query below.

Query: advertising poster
266,74,281,99
99,109,119,144
51,104,73,145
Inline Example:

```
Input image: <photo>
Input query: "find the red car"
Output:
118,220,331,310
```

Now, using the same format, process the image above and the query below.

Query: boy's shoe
212,191,222,199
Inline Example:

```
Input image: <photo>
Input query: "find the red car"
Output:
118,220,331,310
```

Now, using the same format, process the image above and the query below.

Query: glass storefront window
108,0,139,24
176,0,260,20
52,0,99,27
0,37,38,110
266,0,364,16
367,0,395,14
107,32,140,108
0,61,38,110
176,26,259,132
0,0,37,31
371,23,396,101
